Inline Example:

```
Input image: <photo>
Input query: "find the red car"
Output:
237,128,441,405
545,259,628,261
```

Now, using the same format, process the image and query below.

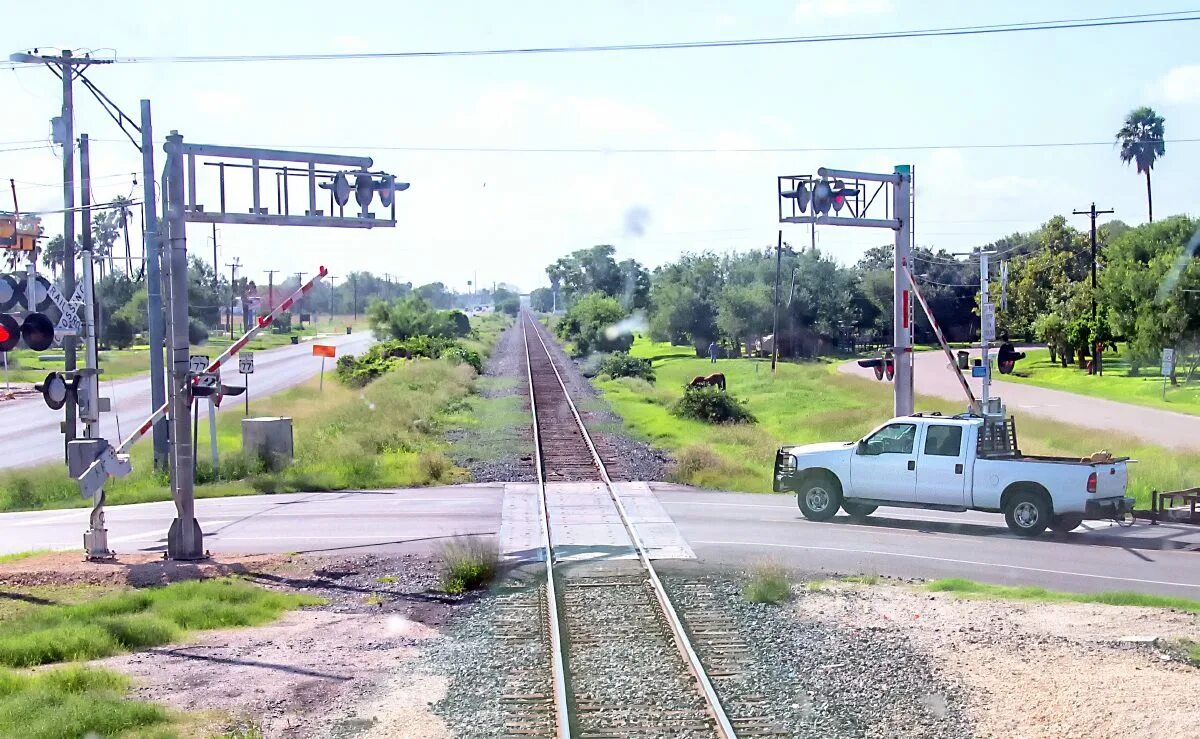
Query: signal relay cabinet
242,417,294,469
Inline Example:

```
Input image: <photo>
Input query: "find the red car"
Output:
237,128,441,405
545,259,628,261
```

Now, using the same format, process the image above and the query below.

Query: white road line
666,499,1002,525
693,539,1200,590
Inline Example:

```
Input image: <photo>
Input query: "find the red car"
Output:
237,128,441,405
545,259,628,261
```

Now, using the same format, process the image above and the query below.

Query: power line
9,10,1193,66
84,136,1197,156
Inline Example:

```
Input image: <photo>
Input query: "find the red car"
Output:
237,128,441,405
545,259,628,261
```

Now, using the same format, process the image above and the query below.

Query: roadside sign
981,302,996,343
1161,348,1175,377
238,353,255,374
312,344,336,358
189,354,210,374
194,372,219,389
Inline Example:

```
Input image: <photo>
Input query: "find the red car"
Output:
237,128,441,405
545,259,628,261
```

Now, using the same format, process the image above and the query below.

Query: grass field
0,315,511,513
1000,347,1200,417
0,578,320,738
0,314,371,384
926,577,1200,613
594,338,1200,506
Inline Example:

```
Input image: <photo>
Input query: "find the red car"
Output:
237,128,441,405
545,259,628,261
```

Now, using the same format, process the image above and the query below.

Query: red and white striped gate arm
103,265,330,459
903,265,979,412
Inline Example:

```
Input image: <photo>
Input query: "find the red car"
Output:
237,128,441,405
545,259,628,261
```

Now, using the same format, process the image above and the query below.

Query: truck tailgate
1094,462,1128,498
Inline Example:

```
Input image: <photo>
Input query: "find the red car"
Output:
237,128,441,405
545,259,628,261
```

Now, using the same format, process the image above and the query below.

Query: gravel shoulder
793,578,1199,739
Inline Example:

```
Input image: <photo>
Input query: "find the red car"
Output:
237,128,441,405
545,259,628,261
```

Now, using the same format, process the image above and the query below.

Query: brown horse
688,373,727,392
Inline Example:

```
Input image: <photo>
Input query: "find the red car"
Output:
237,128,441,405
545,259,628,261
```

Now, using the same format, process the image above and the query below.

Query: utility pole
210,224,218,288
264,269,280,313
351,273,358,319
1073,203,1115,376
140,100,168,469
226,257,241,339
770,231,783,373
327,275,338,322
979,250,994,411
296,272,308,327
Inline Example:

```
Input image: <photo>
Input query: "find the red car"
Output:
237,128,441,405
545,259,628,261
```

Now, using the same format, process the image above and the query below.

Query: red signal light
0,314,18,352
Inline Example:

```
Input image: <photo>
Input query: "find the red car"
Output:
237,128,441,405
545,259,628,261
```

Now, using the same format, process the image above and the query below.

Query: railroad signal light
781,181,811,212
812,179,834,215
0,314,18,352
997,343,1025,375
354,173,374,209
322,173,352,207
856,351,895,381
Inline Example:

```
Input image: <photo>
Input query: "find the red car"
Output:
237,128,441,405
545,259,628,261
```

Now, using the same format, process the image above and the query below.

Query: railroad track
517,311,739,739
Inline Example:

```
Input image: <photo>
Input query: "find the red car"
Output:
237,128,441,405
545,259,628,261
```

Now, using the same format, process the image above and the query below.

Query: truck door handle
907,460,916,471
955,463,963,474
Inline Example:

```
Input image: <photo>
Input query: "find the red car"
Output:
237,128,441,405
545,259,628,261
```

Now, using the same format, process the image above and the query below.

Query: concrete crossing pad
499,482,695,564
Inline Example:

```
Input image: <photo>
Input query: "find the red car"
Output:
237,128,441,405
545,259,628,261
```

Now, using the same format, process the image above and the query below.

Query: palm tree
1115,106,1166,223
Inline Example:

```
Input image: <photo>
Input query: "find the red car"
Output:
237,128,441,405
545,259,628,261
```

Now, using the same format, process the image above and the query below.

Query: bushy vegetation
672,385,755,424
927,578,1200,613
556,292,632,355
366,294,471,341
596,352,655,382
438,537,498,595
335,336,483,387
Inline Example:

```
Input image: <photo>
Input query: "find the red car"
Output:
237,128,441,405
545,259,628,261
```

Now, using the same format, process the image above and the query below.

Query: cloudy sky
1,0,1196,292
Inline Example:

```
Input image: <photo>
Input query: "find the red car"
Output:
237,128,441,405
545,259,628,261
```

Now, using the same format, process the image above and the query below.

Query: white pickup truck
773,413,1133,536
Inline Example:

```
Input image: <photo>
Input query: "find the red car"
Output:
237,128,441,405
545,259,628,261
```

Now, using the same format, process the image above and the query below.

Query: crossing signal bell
997,343,1025,375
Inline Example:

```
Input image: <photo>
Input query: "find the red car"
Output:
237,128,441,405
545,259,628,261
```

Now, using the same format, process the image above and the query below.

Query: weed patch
439,537,498,595
0,665,174,739
743,563,791,604
926,578,1200,613
0,578,322,668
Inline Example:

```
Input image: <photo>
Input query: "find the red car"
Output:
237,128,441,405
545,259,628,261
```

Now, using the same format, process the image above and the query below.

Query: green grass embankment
594,339,1200,506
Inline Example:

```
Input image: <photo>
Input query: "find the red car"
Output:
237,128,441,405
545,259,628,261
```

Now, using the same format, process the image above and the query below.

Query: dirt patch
49,552,470,738
795,581,1199,739
0,551,289,587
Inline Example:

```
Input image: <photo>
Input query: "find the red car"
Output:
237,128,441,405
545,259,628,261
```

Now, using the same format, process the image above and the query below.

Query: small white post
319,356,326,391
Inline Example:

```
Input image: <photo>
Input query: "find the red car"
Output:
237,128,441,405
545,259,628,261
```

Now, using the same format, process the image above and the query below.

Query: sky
0,0,1197,294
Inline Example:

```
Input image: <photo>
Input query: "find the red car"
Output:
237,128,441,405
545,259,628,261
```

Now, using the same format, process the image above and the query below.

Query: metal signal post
778,165,914,415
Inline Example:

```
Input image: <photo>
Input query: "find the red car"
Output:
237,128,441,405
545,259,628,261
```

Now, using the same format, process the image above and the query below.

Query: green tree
546,245,622,305
40,235,75,279
648,252,722,352
1116,106,1166,223
493,287,520,317
555,292,630,354
529,287,554,312
716,283,772,356
1100,216,1200,380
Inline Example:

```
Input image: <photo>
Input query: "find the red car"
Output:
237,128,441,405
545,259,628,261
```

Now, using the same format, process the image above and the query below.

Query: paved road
0,331,374,470
4,484,1197,598
839,350,1200,451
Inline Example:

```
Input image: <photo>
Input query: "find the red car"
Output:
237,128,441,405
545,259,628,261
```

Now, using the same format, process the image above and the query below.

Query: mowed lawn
1000,347,1200,417
595,339,1200,506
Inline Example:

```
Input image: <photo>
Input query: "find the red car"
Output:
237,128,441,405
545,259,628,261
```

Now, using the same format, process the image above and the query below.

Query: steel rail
521,316,573,739
522,312,738,739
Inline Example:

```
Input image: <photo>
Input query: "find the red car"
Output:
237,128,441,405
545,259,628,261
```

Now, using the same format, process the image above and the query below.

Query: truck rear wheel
797,473,842,522
1004,489,1051,537
1049,514,1084,533
841,502,878,520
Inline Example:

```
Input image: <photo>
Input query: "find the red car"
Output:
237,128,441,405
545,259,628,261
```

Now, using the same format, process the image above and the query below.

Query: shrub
101,315,135,349
744,563,791,603
671,385,755,424
670,444,726,483
418,451,451,482
336,336,483,387
556,292,632,355
187,318,209,345
443,346,483,374
439,537,498,594
596,352,655,382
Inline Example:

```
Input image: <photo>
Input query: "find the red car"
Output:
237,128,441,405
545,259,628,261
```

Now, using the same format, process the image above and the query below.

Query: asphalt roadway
0,330,373,470
3,483,1197,598
839,349,1200,451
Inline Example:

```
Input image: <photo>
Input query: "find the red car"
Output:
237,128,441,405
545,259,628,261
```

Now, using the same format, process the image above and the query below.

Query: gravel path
667,574,973,739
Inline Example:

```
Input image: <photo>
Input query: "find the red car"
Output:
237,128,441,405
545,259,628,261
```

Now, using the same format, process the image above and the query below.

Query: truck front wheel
1004,489,1051,537
797,473,843,522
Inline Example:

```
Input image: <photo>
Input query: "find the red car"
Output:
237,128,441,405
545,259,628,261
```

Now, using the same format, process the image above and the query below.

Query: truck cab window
864,423,916,454
923,425,963,457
